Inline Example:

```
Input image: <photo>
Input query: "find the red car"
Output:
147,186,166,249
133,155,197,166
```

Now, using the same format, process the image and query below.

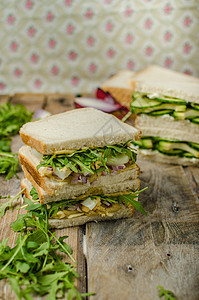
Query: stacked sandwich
19,108,143,228
101,65,199,165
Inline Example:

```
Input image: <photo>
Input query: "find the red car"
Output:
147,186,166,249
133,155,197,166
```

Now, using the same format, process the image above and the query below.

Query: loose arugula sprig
0,197,93,300
0,152,19,180
0,188,25,217
37,140,137,175
0,102,33,179
157,285,178,300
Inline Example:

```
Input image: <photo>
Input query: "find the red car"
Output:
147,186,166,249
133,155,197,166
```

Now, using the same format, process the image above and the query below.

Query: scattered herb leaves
157,285,178,300
0,152,19,180
0,196,94,300
0,102,33,139
0,188,25,217
0,102,33,179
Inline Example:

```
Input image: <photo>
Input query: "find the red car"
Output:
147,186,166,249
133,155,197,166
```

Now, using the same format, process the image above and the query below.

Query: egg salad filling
28,186,147,219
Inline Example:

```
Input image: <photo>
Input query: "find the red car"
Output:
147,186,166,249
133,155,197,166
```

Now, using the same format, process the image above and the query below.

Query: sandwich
19,108,144,228
130,80,199,165
101,70,135,107
101,65,199,108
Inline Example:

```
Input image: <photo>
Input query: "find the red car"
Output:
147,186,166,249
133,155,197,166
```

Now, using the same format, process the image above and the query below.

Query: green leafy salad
0,194,93,299
130,92,199,124
37,140,137,179
0,102,33,179
132,137,199,159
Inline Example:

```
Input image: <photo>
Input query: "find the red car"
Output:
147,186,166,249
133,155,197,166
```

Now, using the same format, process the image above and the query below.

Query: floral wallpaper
0,0,198,94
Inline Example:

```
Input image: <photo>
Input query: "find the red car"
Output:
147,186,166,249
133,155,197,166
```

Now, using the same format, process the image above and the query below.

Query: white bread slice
19,108,141,154
19,145,140,195
136,115,199,144
21,178,134,228
101,70,135,89
101,70,135,107
137,149,199,166
135,81,199,104
132,65,199,85
21,166,140,204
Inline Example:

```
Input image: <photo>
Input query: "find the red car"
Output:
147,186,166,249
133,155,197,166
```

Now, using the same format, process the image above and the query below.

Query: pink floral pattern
25,0,34,10
34,79,42,89
0,2,198,93
183,42,191,54
0,82,6,91
85,8,94,19
31,53,39,63
125,6,133,17
51,65,59,76
164,57,173,68
48,38,57,49
10,41,18,52
164,3,173,15
125,34,134,44
14,68,22,77
164,31,172,42
46,11,54,22
7,14,15,25
27,26,36,37
184,16,192,27
69,50,77,61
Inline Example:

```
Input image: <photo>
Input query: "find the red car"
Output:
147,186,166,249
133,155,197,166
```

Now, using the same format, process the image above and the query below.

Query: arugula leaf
118,188,148,215
0,102,32,180
157,285,178,300
0,188,25,217
0,152,19,180
37,140,137,177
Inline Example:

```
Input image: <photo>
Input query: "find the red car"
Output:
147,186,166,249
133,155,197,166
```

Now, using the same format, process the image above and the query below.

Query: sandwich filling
36,140,137,182
130,92,199,124
28,186,147,219
133,137,199,159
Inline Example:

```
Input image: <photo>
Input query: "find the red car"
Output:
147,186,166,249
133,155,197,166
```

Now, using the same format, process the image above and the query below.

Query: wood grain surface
0,94,199,300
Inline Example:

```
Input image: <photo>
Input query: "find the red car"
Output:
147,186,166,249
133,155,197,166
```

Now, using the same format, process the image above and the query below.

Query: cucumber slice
157,141,199,158
141,138,153,149
188,142,199,151
148,109,173,116
173,109,199,120
191,117,199,124
191,103,199,111
155,95,187,105
131,97,160,108
156,103,186,112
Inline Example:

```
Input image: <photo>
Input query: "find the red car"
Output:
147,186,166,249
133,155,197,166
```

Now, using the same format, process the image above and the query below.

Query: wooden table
0,94,199,300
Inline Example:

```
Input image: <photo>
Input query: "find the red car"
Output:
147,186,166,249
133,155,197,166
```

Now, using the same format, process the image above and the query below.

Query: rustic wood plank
0,95,10,105
137,160,199,222
184,166,199,201
86,160,199,300
11,93,46,112
44,94,75,114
